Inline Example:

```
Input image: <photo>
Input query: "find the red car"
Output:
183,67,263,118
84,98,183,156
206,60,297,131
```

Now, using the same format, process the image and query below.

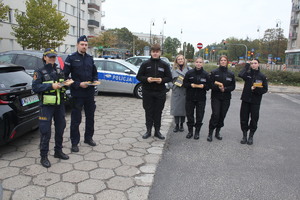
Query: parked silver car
125,56,171,67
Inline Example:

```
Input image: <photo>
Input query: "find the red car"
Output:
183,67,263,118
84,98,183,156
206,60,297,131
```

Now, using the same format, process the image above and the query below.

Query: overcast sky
102,0,292,49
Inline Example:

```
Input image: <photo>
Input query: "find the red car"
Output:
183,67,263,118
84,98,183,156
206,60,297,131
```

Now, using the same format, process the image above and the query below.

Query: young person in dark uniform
64,35,100,152
136,44,172,140
32,48,74,168
238,59,268,145
207,55,235,142
170,54,190,133
183,57,211,140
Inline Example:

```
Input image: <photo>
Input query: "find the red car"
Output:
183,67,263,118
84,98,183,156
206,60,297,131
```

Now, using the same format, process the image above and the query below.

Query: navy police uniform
136,57,172,139
64,35,98,149
208,66,236,141
183,67,211,139
32,48,69,168
238,63,268,144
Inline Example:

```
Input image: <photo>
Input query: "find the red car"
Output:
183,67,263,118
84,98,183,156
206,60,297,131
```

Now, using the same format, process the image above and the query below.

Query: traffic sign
197,43,203,49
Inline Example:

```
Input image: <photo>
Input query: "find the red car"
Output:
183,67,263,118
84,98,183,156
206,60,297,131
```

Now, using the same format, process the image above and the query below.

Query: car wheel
134,84,143,99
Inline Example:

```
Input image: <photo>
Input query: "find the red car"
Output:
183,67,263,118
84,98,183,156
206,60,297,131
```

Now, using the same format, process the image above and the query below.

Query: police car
94,58,143,98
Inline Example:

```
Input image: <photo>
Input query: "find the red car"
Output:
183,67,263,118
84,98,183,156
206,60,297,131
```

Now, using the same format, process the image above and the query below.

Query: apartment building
0,0,105,55
286,0,300,68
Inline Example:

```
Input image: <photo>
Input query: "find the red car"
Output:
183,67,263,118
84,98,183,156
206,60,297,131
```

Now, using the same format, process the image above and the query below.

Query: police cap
43,48,57,57
77,35,88,43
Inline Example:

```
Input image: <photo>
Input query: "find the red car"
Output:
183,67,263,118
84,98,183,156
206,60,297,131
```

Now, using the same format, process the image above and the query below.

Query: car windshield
0,70,32,90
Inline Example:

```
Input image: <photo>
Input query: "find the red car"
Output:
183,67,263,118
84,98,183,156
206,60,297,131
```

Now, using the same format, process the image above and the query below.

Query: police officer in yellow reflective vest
32,48,74,168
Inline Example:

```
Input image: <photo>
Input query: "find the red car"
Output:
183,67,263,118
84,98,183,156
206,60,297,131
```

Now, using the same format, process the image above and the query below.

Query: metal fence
260,64,300,72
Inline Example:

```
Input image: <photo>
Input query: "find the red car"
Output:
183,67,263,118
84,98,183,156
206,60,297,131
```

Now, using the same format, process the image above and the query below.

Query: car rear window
15,55,39,70
0,54,14,64
0,70,32,90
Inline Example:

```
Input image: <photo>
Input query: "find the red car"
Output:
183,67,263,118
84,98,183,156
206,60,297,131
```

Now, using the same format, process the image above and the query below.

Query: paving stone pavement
0,93,173,200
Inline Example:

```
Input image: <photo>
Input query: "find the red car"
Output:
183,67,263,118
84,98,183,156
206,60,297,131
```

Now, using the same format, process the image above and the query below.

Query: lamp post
161,18,166,54
223,40,248,61
77,0,85,38
276,19,281,64
149,19,155,45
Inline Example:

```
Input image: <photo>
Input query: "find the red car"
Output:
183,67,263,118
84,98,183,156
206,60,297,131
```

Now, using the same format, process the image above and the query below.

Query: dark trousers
71,96,96,145
39,104,66,156
209,97,231,129
142,89,166,131
174,116,185,124
186,100,206,128
240,101,260,133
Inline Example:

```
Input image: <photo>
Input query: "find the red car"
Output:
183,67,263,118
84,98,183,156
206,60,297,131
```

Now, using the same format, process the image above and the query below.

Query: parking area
0,93,172,200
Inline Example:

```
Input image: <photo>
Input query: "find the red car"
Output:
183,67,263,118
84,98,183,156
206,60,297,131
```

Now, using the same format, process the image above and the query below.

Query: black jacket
64,51,98,97
183,68,210,101
238,63,268,104
210,66,236,100
136,57,172,91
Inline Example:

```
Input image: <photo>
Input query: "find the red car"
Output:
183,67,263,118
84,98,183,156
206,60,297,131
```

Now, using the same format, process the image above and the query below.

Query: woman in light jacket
170,54,190,132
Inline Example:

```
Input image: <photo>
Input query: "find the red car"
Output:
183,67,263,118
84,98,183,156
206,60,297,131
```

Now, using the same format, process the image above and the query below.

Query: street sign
197,43,203,49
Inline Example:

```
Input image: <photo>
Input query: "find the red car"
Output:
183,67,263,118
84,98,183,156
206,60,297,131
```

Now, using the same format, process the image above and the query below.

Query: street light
276,19,282,64
223,40,248,61
77,0,85,38
149,19,155,45
161,18,166,54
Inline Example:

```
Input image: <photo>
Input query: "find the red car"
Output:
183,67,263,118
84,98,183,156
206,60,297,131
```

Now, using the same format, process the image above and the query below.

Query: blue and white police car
94,58,143,98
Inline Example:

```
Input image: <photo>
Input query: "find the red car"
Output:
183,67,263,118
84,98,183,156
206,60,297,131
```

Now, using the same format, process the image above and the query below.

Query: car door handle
105,74,112,78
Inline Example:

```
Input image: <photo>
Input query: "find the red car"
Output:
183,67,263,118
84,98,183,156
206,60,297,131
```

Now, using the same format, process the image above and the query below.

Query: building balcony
88,3,100,12
88,19,99,28
291,19,299,26
292,5,300,12
289,32,297,39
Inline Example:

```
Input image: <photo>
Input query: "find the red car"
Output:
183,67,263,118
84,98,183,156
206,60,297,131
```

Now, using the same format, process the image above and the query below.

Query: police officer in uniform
207,55,236,142
64,35,99,152
238,59,268,145
136,44,172,140
183,57,211,140
33,48,74,168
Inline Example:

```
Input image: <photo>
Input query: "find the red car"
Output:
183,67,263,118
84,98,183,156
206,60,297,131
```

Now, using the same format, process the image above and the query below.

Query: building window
65,2,68,13
292,40,296,48
9,39,14,50
71,5,76,15
81,10,85,20
8,9,13,23
57,0,60,10
70,45,75,53
69,26,76,35
81,28,84,35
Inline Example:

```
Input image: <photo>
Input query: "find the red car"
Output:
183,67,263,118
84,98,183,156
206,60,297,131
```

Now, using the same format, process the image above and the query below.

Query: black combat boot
207,129,214,142
240,131,248,144
186,126,193,139
154,131,165,140
142,127,152,139
247,132,254,145
173,124,179,132
40,156,51,168
215,127,223,140
194,127,201,140
54,151,69,160
179,123,184,132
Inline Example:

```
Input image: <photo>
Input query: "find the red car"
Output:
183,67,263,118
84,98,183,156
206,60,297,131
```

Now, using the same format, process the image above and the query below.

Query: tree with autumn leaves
12,0,69,50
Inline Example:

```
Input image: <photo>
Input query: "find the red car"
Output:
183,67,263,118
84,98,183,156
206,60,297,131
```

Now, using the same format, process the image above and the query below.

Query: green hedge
197,64,300,86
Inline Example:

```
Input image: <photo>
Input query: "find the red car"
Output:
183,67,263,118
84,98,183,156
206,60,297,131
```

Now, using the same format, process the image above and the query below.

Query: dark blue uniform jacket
210,66,236,100
64,51,98,97
238,63,268,104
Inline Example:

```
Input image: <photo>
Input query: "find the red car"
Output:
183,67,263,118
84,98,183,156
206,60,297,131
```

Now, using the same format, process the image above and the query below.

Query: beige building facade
0,0,105,55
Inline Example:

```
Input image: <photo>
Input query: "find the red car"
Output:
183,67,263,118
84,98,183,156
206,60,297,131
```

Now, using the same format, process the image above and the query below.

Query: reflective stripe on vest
42,80,61,105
